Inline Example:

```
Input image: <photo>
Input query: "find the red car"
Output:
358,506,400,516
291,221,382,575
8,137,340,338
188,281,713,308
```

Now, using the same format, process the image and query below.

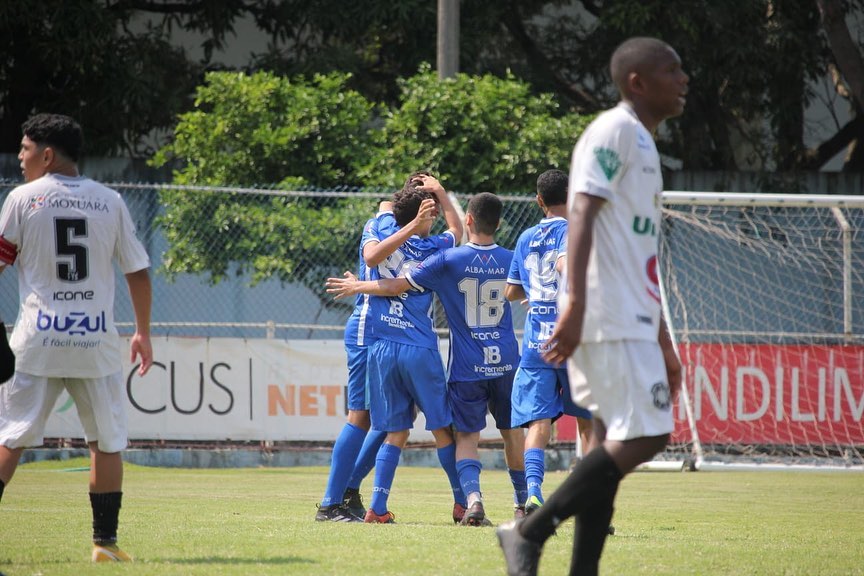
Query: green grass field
1,457,862,576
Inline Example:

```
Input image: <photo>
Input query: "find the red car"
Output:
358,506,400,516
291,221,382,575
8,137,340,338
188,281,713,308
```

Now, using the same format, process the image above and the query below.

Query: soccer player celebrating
497,36,687,576
505,169,594,515
0,113,153,562
344,174,463,524
328,192,527,526
315,197,437,522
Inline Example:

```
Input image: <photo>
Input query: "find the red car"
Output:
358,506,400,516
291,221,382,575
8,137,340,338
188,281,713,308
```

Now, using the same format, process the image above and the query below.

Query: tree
0,1,198,157
4,1,864,173
150,71,377,297
359,64,593,193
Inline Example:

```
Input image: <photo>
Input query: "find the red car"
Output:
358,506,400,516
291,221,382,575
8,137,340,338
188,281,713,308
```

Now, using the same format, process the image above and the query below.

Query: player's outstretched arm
126,268,153,376
325,271,411,300
504,283,526,302
543,193,604,366
364,199,437,267
416,175,463,241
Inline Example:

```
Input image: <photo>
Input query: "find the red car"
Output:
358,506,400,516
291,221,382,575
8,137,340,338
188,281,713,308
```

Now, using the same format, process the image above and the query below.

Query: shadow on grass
0,556,316,567
155,556,316,565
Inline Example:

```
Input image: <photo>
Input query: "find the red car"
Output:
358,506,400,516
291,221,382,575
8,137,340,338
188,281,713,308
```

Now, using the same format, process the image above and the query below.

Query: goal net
660,192,864,468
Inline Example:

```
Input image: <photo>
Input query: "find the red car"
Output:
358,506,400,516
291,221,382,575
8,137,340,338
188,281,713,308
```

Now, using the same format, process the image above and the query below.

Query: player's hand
662,343,683,403
325,271,360,300
130,332,153,376
406,198,437,231
541,305,583,366
413,174,446,197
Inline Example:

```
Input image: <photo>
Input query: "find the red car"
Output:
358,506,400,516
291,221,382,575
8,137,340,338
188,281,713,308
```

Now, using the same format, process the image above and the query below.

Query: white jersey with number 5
563,102,663,343
0,173,150,377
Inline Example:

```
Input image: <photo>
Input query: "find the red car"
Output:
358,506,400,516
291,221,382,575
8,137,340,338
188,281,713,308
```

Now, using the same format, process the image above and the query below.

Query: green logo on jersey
593,147,622,181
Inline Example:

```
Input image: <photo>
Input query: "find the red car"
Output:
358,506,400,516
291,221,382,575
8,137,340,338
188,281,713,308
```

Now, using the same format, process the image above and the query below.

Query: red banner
672,344,864,446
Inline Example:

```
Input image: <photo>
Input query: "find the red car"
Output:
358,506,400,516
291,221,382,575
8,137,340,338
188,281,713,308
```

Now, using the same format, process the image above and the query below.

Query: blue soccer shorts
345,340,370,411
510,366,566,427
561,374,592,419
367,339,452,432
448,373,515,433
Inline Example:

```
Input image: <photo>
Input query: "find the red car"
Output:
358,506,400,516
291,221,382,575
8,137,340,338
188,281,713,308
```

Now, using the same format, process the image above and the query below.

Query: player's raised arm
416,175,463,241
542,193,605,365
326,271,411,300
364,198,436,267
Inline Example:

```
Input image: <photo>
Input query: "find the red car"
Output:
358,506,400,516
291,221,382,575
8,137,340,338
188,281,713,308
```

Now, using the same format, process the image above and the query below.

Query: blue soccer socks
321,423,366,507
509,468,528,506
347,428,386,492
437,443,467,506
370,443,402,515
524,448,546,504
456,458,482,503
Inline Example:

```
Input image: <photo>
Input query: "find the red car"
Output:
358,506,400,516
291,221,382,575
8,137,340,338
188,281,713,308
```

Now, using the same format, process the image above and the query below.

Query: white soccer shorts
567,340,674,441
0,371,128,453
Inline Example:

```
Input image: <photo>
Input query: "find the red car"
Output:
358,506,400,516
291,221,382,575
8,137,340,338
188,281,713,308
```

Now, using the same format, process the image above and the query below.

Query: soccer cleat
459,501,493,527
452,502,467,524
342,487,366,519
513,504,527,520
315,503,362,522
363,509,396,524
608,524,616,536
524,495,543,515
496,520,541,576
92,543,132,563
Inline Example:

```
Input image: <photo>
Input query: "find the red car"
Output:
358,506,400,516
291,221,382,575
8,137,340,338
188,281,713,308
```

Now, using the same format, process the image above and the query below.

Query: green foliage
360,64,593,193
152,67,590,292
151,71,373,188
151,71,378,296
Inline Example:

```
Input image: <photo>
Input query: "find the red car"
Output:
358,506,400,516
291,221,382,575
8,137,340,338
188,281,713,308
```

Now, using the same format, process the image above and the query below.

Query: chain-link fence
0,182,542,339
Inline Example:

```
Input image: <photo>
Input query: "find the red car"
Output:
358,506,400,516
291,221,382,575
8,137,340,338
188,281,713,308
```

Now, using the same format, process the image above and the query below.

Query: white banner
44,337,499,442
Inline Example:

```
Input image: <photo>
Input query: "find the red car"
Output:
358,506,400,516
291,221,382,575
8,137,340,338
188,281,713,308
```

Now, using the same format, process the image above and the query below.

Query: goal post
659,191,864,469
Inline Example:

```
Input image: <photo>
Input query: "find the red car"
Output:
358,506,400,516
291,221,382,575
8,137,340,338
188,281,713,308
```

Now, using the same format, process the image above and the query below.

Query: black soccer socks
519,447,622,545
90,491,123,544
0,323,14,383
0,478,5,502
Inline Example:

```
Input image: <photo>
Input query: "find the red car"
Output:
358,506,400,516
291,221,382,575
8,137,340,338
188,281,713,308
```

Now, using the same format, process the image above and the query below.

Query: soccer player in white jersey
497,37,687,576
0,114,153,563
505,169,594,514
315,199,436,522
328,192,527,526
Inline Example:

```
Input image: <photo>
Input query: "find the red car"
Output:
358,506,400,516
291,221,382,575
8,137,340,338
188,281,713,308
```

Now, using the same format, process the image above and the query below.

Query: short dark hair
467,192,502,235
392,183,434,227
22,113,83,162
536,169,568,207
610,37,672,95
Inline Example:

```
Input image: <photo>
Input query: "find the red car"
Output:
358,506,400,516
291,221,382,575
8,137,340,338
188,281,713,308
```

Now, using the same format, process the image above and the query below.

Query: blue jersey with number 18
407,243,519,382
507,216,567,368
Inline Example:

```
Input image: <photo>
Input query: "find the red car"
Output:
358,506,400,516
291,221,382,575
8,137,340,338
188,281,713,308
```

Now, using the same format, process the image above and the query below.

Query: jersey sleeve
114,195,151,274
570,114,634,202
506,237,524,285
406,250,446,293
433,231,456,251
0,190,23,265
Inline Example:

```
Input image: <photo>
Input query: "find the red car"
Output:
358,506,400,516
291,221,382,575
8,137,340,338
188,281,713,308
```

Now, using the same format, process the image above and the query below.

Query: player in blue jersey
328,192,528,526
315,198,437,522
345,173,464,523
505,169,594,515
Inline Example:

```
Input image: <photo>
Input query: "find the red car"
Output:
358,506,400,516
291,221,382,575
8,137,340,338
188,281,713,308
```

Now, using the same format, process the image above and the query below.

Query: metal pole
830,207,853,342
437,0,460,78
